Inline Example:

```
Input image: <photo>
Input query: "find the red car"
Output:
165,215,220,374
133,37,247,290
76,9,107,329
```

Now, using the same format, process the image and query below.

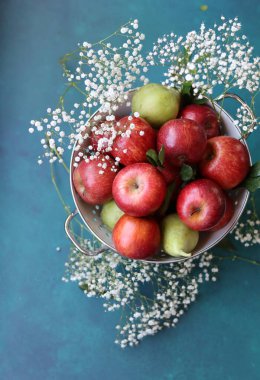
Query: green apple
161,214,199,257
132,83,181,129
101,199,124,230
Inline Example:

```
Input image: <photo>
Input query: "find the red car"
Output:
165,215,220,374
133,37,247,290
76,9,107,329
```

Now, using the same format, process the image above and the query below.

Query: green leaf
158,182,176,216
216,237,236,253
242,177,260,192
182,47,190,65
181,81,193,96
241,161,260,192
158,145,165,166
180,164,194,181
79,283,89,291
146,156,158,167
193,97,207,104
195,53,211,63
248,162,260,178
146,149,159,167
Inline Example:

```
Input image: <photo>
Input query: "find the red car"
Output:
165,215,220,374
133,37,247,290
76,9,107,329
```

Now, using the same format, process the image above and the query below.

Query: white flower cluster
72,113,142,169
233,208,260,246
30,17,259,164
29,20,148,165
63,240,218,348
148,17,259,98
235,104,258,137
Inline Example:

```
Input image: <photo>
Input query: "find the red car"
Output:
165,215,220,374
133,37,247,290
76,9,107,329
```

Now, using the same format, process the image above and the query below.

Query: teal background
0,0,259,379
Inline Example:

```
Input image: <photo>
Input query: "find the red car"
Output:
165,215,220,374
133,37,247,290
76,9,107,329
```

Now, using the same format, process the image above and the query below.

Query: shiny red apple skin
157,118,207,167
112,163,167,217
210,193,234,231
113,215,161,259
180,104,220,139
199,136,250,190
176,179,225,231
73,155,117,205
111,116,157,166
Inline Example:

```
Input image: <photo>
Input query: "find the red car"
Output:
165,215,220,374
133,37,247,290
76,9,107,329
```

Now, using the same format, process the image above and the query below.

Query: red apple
199,136,250,190
176,179,225,231
210,193,234,231
180,104,220,139
112,163,167,217
113,215,161,259
111,116,157,166
73,155,118,205
157,118,207,167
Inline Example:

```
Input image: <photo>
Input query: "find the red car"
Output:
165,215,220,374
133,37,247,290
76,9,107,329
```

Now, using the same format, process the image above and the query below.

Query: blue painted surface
0,1,259,379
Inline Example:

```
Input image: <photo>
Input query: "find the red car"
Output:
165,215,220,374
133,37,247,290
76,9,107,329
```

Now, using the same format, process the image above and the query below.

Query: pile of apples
73,84,250,260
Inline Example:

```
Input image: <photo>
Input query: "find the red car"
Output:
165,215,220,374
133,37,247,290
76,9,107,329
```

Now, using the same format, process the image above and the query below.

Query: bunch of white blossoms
29,19,148,166
235,104,258,136
149,16,259,97
30,17,259,166
233,208,260,247
62,195,260,348
63,239,218,348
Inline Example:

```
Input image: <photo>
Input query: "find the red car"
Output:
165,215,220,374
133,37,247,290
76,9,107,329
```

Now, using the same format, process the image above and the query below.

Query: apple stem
175,251,192,258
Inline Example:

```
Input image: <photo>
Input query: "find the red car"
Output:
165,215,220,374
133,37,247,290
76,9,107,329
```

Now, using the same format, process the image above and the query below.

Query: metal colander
65,92,255,263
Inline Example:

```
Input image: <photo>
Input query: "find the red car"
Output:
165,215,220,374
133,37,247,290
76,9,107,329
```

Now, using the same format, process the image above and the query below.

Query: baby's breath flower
232,202,260,246
64,238,218,348
31,20,148,164
149,18,259,110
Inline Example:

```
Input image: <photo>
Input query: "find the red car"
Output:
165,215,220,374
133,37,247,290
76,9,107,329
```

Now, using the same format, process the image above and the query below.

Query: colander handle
215,93,256,137
65,210,108,256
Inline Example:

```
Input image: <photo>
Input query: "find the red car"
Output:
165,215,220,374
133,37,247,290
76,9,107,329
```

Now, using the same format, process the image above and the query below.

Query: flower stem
215,254,260,266
50,163,89,232
50,163,70,214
